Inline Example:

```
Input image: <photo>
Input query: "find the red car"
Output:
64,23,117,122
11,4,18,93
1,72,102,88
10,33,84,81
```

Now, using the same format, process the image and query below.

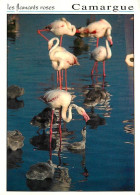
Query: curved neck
49,37,60,54
105,40,112,59
106,27,111,36
61,104,78,123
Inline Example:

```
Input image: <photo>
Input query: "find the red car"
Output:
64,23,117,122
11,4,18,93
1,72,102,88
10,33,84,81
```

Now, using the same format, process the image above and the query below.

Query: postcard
0,0,140,194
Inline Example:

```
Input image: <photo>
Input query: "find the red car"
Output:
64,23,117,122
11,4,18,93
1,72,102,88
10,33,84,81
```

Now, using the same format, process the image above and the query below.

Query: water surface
7,14,134,191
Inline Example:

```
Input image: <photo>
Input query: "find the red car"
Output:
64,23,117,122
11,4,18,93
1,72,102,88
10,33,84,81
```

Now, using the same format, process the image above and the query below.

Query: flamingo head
44,24,52,30
106,27,113,46
107,35,113,46
78,27,86,33
48,40,53,50
77,107,90,122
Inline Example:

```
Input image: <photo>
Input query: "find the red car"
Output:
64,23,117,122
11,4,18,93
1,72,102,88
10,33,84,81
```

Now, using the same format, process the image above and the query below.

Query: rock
7,130,24,151
26,160,55,180
7,85,24,99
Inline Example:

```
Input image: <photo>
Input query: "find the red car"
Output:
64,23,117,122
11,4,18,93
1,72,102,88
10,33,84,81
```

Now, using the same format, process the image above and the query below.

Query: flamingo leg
96,38,99,47
59,70,62,89
65,69,67,91
91,74,95,86
102,75,105,89
49,109,54,144
58,109,62,166
95,74,98,83
103,61,106,77
95,62,98,73
59,109,62,135
49,134,52,160
58,136,62,166
57,71,59,86
91,61,97,76
60,35,63,46
59,36,63,82
61,70,63,82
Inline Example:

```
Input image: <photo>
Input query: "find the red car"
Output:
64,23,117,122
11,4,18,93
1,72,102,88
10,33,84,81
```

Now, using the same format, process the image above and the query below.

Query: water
7,14,134,191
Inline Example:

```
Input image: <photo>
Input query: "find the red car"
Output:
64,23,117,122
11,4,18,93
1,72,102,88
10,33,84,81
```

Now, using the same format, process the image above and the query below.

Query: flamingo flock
37,17,113,143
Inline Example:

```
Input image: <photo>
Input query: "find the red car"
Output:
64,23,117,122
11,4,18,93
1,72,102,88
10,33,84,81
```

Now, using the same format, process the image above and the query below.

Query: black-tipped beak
110,41,113,47
44,25,51,30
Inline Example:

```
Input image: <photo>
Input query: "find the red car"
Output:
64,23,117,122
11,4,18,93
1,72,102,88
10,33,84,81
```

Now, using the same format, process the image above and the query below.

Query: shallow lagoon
7,14,134,191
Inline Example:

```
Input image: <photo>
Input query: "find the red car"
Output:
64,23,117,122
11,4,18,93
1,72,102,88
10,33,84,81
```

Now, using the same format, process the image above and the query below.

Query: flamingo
77,19,113,47
48,37,80,90
90,39,112,77
45,18,77,46
38,18,77,83
40,89,90,140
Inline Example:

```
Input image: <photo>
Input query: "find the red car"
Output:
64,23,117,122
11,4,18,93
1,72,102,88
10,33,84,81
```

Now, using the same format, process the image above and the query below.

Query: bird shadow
7,148,23,169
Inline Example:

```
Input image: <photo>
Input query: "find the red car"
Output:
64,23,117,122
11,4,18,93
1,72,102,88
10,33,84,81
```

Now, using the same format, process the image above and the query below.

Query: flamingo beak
84,29,89,33
109,39,113,47
48,44,54,50
83,112,90,122
76,29,80,33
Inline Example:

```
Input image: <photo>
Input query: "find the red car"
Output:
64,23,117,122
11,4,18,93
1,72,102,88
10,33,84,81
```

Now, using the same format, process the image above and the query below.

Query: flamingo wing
53,50,78,66
42,90,72,109
91,46,107,61
87,20,111,37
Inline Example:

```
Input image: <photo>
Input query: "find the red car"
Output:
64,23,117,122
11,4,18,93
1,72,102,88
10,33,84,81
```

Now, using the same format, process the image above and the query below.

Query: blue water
7,14,134,191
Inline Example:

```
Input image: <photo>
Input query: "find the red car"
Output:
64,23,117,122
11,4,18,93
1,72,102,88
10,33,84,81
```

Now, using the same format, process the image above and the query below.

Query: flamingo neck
82,132,86,141
106,27,111,36
61,104,78,123
105,40,112,59
49,37,60,54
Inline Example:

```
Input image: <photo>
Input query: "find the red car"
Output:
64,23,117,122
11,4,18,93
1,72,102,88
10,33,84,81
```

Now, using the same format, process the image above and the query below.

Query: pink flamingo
77,19,113,47
45,17,77,46
48,37,80,90
38,18,77,83
90,39,112,77
40,89,90,142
